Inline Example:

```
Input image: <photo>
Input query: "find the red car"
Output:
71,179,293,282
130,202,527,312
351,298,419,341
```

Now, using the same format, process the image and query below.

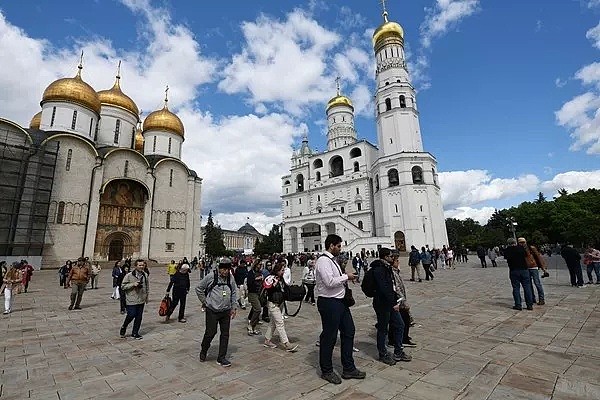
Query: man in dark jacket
503,238,534,310
371,248,411,365
561,244,585,287
234,262,248,310
166,264,191,322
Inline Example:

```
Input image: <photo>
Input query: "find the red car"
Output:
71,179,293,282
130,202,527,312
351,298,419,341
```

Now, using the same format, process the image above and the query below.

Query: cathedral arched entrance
394,231,406,252
300,223,321,252
94,179,148,260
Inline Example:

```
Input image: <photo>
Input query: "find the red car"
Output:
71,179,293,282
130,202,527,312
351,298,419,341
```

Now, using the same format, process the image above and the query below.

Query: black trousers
201,308,231,361
119,287,127,312
168,288,187,320
304,284,315,303
122,303,145,336
423,264,434,280
388,309,411,345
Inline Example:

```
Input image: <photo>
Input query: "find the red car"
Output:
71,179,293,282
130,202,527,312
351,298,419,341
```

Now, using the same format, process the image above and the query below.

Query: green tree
254,224,283,254
203,210,226,256
534,192,546,203
557,188,568,197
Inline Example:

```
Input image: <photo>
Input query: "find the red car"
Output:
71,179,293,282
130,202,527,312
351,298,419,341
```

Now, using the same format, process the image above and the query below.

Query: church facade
0,62,202,268
281,10,448,255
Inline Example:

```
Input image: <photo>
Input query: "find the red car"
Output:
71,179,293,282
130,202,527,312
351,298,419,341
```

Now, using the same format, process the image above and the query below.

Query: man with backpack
195,257,237,367
366,248,411,366
408,246,422,282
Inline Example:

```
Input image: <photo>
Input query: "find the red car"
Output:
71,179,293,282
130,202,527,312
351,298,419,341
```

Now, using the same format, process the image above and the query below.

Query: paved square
2,257,599,399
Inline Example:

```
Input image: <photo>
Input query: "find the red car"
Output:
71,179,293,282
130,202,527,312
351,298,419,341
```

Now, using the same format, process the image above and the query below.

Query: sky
1,0,599,234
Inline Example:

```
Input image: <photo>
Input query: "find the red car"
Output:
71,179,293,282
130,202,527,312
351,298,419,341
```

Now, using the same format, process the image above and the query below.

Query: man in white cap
165,263,191,322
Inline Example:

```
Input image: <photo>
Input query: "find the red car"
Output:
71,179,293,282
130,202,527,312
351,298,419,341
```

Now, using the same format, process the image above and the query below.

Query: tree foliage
203,210,226,256
446,189,600,249
254,224,283,255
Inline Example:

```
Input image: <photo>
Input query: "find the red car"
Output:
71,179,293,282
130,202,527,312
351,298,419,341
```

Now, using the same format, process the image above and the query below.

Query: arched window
399,95,406,108
169,169,174,187
153,136,157,152
375,175,380,191
168,137,172,153
297,174,304,192
124,160,129,177
358,221,363,230
353,162,359,172
432,168,437,185
313,159,323,168
330,156,344,177
385,98,391,111
56,201,65,224
388,168,399,187
166,211,171,229
350,148,361,158
316,171,321,181
412,166,424,184
284,180,290,185
50,107,56,127
65,149,72,171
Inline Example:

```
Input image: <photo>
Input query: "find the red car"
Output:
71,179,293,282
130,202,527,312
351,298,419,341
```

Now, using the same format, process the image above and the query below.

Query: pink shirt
315,251,348,299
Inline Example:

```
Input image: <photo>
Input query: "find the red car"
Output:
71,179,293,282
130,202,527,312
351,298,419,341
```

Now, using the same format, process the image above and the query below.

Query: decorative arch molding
103,147,150,168
0,117,34,144
100,177,151,199
48,201,88,225
154,157,191,176
152,209,187,229
40,133,99,158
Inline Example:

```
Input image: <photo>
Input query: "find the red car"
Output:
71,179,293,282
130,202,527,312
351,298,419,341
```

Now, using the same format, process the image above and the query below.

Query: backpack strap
283,299,303,317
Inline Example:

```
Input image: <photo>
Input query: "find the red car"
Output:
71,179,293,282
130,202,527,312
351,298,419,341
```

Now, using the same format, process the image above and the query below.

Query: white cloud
420,0,480,49
540,170,600,193
586,21,600,49
444,206,496,224
575,62,600,86
588,0,600,8
555,77,567,88
555,92,600,154
535,20,543,33
438,170,540,210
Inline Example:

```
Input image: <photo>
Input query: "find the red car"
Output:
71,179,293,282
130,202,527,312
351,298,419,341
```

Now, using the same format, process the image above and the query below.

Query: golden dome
134,126,144,152
29,111,42,129
98,76,140,118
326,95,354,112
143,105,184,137
41,65,101,114
372,12,404,50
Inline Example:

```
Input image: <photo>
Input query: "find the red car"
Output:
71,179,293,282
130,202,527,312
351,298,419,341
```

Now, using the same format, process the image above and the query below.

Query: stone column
183,176,195,257
140,167,154,259
83,158,103,258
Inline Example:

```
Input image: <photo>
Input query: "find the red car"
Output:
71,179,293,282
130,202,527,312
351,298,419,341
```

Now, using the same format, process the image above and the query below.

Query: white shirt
283,266,292,285
315,251,347,299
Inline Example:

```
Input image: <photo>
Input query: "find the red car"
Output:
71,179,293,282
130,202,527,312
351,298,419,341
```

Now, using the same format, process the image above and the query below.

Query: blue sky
1,0,599,232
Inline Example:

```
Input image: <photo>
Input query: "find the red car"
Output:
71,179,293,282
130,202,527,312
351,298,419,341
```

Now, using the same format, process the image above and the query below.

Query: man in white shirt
315,234,365,385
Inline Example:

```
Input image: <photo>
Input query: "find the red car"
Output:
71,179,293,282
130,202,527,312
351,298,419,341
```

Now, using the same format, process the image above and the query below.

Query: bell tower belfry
373,4,423,156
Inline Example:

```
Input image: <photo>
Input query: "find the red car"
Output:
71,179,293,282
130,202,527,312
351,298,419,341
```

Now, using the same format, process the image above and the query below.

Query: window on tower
385,98,391,111
330,156,344,177
313,159,323,168
114,120,121,144
358,221,363,230
412,166,424,184
353,162,359,172
71,110,78,130
388,168,399,187
350,148,361,158
297,174,304,192
432,168,437,185
400,95,406,108
316,171,321,181
375,175,380,191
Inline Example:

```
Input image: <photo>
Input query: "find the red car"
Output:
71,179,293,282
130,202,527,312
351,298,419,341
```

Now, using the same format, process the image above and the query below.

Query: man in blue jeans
503,238,534,310
315,234,365,385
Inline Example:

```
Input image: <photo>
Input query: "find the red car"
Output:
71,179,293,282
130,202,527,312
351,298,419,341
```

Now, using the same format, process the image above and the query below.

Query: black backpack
205,270,233,296
361,266,377,298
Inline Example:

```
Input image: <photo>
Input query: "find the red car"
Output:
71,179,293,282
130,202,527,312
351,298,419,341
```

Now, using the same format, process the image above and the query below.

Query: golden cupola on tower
326,77,354,113
372,11,404,51
97,64,140,118
41,61,101,114
29,111,42,129
142,88,184,137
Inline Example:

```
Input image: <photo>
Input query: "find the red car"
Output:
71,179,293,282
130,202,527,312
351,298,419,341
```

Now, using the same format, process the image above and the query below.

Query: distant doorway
394,231,406,252
108,239,124,261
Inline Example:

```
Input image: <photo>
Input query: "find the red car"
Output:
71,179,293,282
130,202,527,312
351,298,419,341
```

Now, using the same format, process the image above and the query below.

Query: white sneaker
283,315,289,319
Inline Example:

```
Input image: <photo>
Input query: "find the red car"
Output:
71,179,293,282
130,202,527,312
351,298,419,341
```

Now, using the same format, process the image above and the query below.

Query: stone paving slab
1,257,599,399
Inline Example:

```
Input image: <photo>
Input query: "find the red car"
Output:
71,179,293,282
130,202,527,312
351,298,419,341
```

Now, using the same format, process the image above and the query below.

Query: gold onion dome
29,111,42,129
134,126,144,152
372,11,404,50
97,70,140,118
326,95,353,112
142,89,184,137
41,63,101,114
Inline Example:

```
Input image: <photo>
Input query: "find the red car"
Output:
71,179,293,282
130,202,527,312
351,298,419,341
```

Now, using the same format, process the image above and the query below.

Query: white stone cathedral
281,10,448,254
0,61,202,267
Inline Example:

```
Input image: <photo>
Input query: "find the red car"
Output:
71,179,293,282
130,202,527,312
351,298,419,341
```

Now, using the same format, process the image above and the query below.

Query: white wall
97,106,138,148
143,130,183,159
40,102,98,140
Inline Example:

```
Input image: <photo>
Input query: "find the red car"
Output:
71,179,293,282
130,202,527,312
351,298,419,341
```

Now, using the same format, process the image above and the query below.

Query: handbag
342,285,355,308
158,294,171,316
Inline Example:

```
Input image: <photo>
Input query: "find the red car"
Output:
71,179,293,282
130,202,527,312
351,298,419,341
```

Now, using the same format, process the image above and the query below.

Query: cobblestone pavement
1,257,599,400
